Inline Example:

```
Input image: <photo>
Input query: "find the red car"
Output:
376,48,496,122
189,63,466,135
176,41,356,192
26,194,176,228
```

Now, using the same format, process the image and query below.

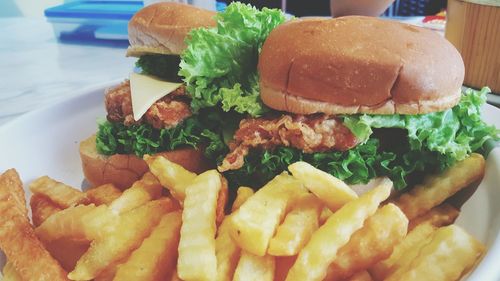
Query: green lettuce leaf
342,87,499,162
179,2,286,116
96,111,229,160
225,88,499,190
222,137,447,190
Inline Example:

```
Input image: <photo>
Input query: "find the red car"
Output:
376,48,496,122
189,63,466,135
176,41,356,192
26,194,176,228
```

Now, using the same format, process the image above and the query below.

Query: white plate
487,93,500,107
0,81,499,280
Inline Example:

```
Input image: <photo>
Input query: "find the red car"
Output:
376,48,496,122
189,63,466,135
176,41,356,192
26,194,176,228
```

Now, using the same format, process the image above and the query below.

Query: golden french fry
232,186,254,212
286,178,392,281
29,176,88,208
268,193,322,256
275,256,297,281
229,173,304,256
68,198,176,280
1,169,27,216
35,204,114,242
216,184,253,281
0,169,69,281
113,211,182,281
145,155,227,224
144,155,196,202
177,170,222,281
408,203,459,231
288,161,358,211
94,260,128,281
319,207,333,225
393,153,485,220
2,261,23,281
44,238,90,272
324,203,408,281
109,172,163,214
233,251,275,281
30,193,63,227
345,271,373,281
86,184,122,206
384,239,434,280
385,225,484,281
369,223,436,281
94,265,118,281
38,174,170,244
170,268,182,281
216,177,229,225
216,219,241,281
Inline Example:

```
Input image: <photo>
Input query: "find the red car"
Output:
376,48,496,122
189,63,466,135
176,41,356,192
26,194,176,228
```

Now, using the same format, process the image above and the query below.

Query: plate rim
0,79,123,134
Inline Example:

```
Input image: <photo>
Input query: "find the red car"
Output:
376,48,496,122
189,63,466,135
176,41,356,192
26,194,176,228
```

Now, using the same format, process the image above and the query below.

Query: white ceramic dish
487,93,500,107
0,81,499,280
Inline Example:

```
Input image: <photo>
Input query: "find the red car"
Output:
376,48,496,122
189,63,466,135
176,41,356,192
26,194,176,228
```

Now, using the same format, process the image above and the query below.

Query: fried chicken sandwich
79,2,219,189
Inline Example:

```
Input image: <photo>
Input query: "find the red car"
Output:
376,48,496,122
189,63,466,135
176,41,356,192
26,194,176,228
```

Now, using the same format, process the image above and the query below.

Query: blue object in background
45,1,142,42
45,1,142,20
45,1,226,43
216,1,226,11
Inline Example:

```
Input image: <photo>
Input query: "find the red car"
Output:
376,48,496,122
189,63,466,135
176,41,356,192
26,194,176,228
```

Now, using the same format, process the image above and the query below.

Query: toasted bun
80,135,211,190
127,2,216,57
258,17,464,115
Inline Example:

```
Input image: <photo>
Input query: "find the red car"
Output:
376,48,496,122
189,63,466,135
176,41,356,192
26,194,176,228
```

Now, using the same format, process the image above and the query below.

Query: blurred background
0,0,449,18
1,0,62,17
0,0,449,53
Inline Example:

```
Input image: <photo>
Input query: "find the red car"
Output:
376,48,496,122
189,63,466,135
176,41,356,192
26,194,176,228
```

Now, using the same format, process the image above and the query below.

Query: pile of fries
0,153,487,281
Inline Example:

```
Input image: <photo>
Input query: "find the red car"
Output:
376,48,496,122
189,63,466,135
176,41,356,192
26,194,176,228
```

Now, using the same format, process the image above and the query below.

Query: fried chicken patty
218,114,359,172
105,80,192,129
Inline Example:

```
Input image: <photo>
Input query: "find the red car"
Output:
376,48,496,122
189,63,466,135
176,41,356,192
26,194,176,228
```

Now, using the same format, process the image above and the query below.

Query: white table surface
0,17,135,126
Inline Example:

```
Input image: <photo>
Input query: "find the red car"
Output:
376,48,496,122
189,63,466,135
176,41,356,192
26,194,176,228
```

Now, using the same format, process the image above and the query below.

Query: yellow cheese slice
129,72,183,121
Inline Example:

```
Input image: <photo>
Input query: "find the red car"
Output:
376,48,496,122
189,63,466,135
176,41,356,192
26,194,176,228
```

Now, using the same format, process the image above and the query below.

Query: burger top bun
127,2,216,57
258,16,465,115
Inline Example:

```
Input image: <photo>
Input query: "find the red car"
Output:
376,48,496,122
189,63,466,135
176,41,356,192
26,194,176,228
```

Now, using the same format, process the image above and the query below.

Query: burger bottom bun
260,83,462,115
79,135,212,190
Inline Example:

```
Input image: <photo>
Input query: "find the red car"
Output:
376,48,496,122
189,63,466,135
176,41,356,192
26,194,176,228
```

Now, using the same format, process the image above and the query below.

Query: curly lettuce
342,87,499,161
179,2,286,116
225,88,499,190
223,138,449,190
96,111,229,160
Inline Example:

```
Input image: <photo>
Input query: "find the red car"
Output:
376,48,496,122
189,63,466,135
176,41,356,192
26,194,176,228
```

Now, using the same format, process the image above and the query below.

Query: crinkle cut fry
393,153,485,220
29,176,89,208
2,261,23,281
68,198,177,280
112,211,182,281
1,169,27,216
324,203,408,281
86,184,122,206
0,169,69,281
285,178,392,281
30,193,63,227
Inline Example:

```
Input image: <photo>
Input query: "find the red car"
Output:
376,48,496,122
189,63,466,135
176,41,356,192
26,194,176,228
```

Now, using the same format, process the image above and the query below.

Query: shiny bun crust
79,135,211,190
127,2,216,57
258,17,464,115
